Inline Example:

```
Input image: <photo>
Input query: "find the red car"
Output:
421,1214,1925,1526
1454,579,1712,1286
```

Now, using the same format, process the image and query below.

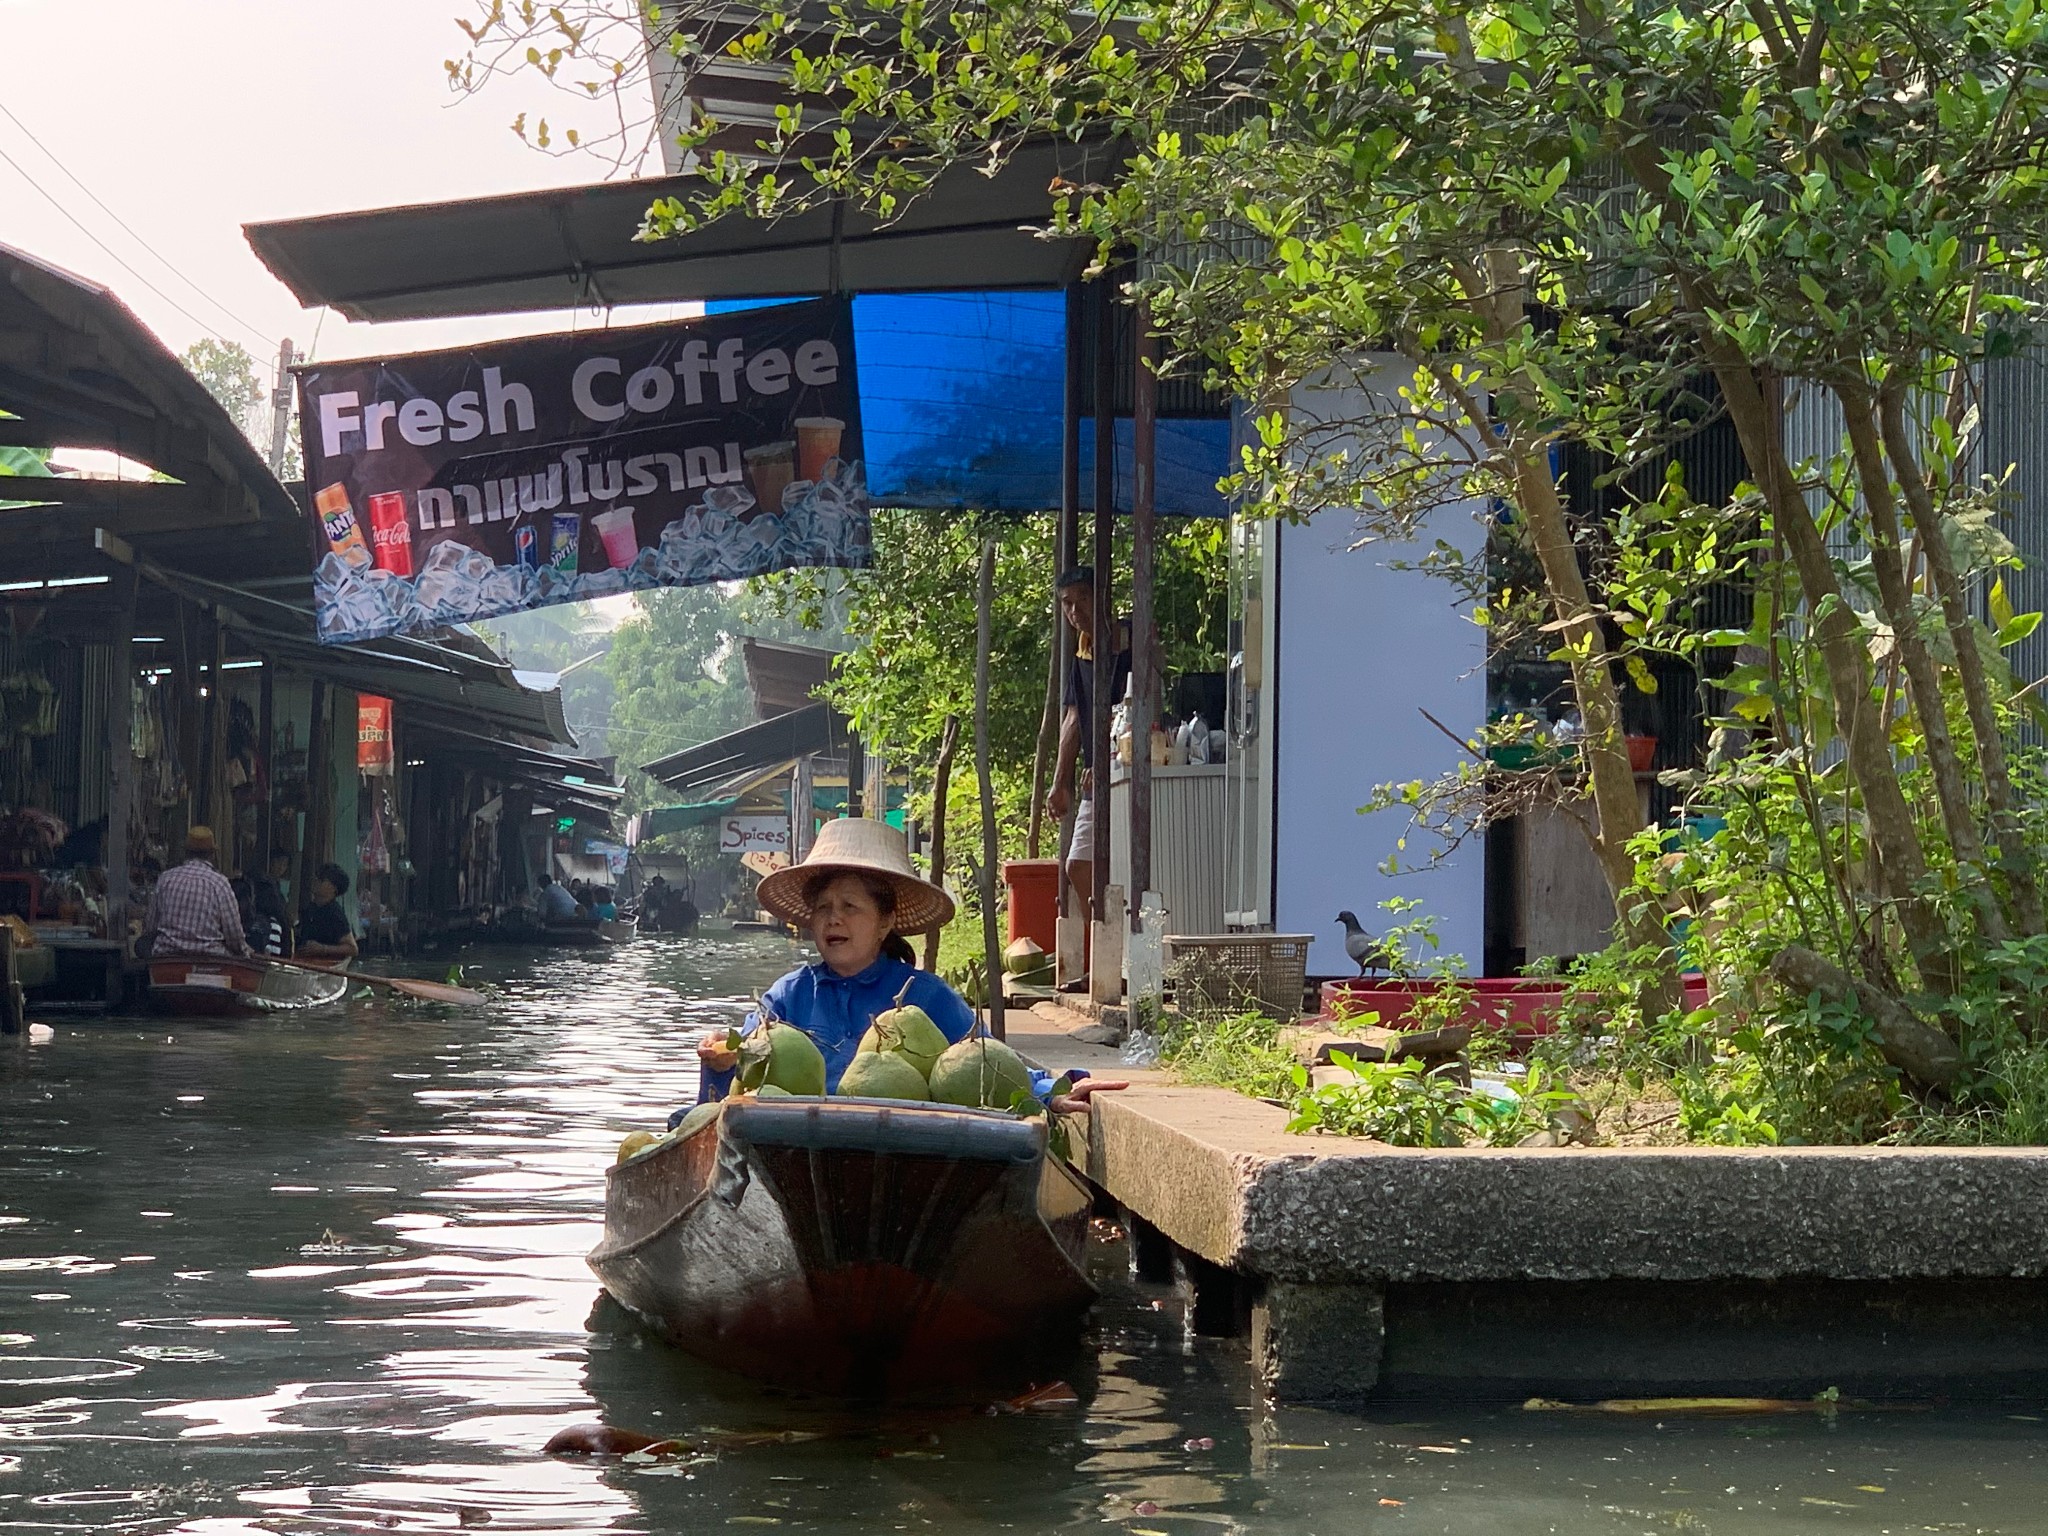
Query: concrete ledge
1085,1085,2048,1284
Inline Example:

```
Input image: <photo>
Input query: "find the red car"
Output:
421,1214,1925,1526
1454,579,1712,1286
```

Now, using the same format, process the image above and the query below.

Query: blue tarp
713,293,1233,516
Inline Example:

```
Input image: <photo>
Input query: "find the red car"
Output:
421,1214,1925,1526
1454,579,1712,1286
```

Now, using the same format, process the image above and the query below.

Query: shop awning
0,241,307,581
116,546,578,746
633,799,742,841
243,137,1118,322
641,700,846,793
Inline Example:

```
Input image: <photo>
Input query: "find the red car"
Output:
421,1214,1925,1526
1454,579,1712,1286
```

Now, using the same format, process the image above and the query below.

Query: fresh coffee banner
297,297,867,644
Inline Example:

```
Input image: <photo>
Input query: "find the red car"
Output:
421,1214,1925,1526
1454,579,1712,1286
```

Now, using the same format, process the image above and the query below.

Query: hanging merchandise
360,795,389,874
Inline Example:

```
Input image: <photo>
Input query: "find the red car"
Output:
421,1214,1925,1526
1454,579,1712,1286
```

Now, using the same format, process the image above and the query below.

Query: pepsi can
515,523,540,572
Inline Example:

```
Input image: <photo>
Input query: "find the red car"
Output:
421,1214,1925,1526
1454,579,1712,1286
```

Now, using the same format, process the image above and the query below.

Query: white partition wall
1263,361,1489,976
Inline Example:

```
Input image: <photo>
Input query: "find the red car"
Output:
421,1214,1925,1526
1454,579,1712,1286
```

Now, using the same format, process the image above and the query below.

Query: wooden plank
1130,325,1158,929
104,568,137,954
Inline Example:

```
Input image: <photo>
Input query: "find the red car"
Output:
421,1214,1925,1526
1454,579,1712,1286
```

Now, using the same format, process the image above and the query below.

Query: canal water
3,930,2044,1533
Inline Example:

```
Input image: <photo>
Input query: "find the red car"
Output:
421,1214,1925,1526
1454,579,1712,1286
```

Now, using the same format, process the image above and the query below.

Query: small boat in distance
147,955,349,1017
590,1096,1097,1398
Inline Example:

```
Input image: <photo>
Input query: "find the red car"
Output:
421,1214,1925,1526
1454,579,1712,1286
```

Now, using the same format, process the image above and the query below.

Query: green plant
1158,1008,1300,1102
1286,1052,1579,1147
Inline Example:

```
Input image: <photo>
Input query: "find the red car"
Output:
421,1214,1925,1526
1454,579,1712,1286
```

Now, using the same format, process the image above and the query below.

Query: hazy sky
0,0,676,368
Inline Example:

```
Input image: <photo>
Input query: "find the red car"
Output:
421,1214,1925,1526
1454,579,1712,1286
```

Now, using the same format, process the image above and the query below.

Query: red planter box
1319,975,1710,1035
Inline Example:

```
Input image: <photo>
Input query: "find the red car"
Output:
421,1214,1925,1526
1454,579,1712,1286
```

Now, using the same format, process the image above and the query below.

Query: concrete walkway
1007,1002,2048,1405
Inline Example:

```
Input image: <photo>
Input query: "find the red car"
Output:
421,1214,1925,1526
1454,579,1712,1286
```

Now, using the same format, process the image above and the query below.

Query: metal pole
105,567,137,953
1130,325,1158,931
974,537,1005,1038
1090,277,1116,916
268,339,296,476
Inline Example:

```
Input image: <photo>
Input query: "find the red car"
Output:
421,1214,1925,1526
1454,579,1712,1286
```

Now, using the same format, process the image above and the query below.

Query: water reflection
4,928,2048,1533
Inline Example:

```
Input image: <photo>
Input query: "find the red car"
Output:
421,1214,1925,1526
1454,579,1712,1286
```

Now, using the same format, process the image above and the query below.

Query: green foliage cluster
462,0,2048,1142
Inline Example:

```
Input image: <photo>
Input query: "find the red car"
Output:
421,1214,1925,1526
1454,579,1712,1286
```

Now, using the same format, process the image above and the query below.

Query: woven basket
1164,933,1313,1020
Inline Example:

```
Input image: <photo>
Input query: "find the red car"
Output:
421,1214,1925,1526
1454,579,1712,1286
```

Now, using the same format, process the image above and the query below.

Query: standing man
1043,566,1132,941
139,826,249,959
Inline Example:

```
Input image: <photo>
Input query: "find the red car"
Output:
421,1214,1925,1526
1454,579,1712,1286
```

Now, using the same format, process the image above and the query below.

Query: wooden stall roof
741,638,839,720
0,241,308,583
641,699,845,793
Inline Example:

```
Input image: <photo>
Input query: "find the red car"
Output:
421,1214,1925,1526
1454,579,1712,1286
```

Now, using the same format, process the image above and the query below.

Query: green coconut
928,1036,1036,1110
1002,937,1047,976
738,1021,828,1098
616,1128,665,1163
857,1002,950,1077
837,1049,934,1101
753,1084,795,1098
674,1101,724,1139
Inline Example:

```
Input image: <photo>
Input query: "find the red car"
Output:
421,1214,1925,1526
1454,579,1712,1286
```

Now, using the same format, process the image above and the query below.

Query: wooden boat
590,1095,1097,1398
147,955,349,1016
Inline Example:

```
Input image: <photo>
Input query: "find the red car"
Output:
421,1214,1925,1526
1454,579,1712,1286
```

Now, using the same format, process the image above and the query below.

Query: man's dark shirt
1064,641,1133,769
298,900,352,950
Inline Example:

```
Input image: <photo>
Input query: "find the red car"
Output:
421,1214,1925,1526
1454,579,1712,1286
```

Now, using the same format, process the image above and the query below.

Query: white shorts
1066,791,1098,867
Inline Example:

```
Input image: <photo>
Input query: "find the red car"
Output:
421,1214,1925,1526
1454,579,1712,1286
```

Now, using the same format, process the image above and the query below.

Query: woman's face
809,874,891,976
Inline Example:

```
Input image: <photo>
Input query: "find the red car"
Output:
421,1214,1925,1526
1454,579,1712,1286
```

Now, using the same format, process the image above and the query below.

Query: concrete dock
1008,1006,2048,1405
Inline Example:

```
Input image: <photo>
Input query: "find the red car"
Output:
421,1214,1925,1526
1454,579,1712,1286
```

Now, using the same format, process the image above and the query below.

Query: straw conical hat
756,818,954,935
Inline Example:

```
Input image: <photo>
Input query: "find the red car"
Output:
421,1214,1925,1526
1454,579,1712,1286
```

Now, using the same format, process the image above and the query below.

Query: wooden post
792,753,816,861
1055,282,1087,986
975,538,1005,1039
922,713,960,972
0,923,22,1036
105,568,137,954
254,653,275,880
176,600,201,837
296,678,330,918
207,616,229,857
1090,277,1116,919
1131,325,1158,930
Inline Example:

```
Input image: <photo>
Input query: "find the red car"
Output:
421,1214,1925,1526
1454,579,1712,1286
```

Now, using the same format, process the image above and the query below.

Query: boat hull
590,1097,1097,1398
147,956,350,1016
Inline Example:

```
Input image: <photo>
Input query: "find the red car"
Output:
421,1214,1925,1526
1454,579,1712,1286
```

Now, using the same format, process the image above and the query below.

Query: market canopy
244,139,1114,321
114,543,579,746
0,240,307,582
641,700,846,793
633,799,743,841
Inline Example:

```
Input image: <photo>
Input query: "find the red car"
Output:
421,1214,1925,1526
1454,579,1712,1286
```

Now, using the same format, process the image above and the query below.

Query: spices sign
719,815,791,857
297,298,868,645
356,694,394,774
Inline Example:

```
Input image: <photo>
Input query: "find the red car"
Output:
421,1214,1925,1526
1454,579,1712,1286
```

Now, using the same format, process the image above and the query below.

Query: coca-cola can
366,491,414,577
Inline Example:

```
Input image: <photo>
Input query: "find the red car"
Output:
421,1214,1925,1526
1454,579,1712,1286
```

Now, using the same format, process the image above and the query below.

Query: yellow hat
184,825,217,856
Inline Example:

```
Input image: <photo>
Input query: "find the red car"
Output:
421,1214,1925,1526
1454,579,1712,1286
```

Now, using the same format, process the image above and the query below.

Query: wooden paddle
255,954,488,1006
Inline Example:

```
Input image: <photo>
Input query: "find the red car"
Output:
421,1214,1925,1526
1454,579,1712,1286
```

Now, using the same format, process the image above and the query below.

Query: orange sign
357,694,394,774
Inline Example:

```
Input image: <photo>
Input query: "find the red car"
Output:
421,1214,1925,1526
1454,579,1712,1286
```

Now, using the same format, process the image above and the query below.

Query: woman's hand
1051,1079,1129,1114
697,1036,740,1073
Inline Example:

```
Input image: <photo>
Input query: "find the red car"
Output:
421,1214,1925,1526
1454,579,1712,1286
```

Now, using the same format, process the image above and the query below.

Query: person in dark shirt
297,862,358,961
1044,566,1132,936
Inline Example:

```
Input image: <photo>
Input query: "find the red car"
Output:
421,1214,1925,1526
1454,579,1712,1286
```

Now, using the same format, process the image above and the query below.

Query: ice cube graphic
703,483,756,518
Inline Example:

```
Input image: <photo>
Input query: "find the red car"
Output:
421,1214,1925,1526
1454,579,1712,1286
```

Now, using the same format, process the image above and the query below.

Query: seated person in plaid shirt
139,826,249,960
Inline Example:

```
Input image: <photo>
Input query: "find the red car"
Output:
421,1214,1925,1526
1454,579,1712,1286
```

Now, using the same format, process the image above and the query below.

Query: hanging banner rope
296,297,867,644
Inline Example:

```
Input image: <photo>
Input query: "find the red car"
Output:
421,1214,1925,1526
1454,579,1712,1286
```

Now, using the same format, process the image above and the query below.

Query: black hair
538,873,554,887
1055,566,1095,592
882,934,917,966
230,876,254,914
313,861,350,898
251,878,289,921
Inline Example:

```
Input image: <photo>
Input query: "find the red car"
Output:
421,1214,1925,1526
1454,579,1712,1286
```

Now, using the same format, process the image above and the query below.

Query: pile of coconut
615,991,1037,1164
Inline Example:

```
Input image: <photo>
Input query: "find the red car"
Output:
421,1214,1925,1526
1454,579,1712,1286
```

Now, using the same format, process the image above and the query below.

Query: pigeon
1335,911,1395,977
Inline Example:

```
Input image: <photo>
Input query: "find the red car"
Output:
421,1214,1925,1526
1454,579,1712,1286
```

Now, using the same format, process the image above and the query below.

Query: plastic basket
1164,933,1313,1020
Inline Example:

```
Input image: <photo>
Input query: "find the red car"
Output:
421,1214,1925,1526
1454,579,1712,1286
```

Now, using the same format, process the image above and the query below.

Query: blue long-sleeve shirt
683,954,1075,1113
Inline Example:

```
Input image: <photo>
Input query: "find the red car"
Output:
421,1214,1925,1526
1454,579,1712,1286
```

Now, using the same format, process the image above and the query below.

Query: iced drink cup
795,417,844,483
551,511,582,575
745,441,796,511
593,507,641,571
314,483,372,569
366,491,415,577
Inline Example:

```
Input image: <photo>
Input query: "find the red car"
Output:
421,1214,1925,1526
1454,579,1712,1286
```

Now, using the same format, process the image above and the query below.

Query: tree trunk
922,713,961,972
1462,250,1671,981
1770,944,1961,1091
1835,377,2007,941
1878,384,2043,935
1027,584,1060,860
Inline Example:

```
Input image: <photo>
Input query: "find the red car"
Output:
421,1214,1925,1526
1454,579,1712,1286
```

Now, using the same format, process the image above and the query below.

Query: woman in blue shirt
695,819,977,1100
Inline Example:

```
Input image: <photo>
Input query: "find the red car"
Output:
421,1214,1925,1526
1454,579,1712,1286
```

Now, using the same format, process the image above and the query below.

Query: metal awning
0,241,306,579
641,700,845,793
243,137,1119,322
118,547,576,746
